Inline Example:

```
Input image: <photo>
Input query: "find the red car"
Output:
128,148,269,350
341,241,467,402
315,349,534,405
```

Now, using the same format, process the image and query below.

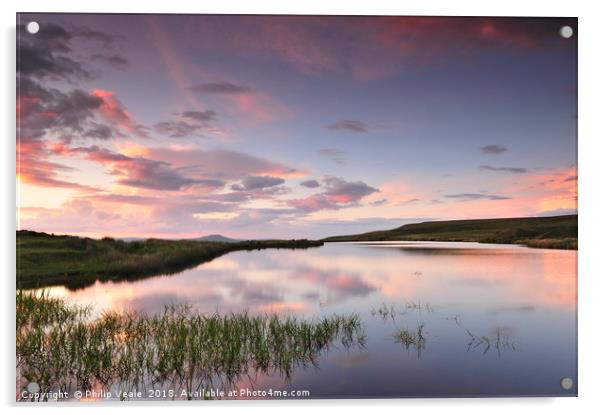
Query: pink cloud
184,16,567,81
361,166,577,221
69,145,225,191
288,176,378,212
147,18,293,123
189,81,293,123
17,140,96,191
90,89,147,137
145,16,206,110
134,147,306,180
294,267,376,302
231,91,293,123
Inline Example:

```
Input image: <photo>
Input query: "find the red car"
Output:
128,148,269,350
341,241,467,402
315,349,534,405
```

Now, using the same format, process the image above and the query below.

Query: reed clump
16,292,365,401
371,301,434,321
465,327,516,356
394,323,426,353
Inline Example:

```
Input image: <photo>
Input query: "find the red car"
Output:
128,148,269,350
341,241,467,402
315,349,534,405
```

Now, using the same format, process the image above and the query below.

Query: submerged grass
371,301,435,321
394,323,426,354
465,327,517,356
16,291,365,401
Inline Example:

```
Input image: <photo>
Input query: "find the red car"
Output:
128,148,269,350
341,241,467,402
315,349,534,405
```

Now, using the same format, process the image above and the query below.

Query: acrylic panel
16,13,577,401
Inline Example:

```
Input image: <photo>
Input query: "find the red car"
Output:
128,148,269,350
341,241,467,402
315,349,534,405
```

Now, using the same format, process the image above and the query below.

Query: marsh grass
393,323,426,355
371,301,435,321
405,301,435,313
444,314,462,326
371,303,398,320
16,292,365,401
17,230,323,289
465,327,517,356
371,301,431,357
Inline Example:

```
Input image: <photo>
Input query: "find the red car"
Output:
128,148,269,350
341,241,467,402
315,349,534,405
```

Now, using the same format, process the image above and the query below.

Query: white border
2,1,601,414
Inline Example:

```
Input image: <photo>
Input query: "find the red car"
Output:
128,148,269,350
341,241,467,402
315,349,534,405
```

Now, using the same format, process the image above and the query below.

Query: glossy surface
41,242,577,398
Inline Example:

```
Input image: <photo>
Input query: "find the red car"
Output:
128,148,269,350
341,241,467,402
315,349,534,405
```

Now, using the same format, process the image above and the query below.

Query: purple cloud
71,145,226,191
189,82,251,95
479,165,528,174
319,148,346,164
480,144,508,154
445,193,511,201
288,176,378,212
154,110,218,138
328,119,368,133
300,179,320,188
232,175,286,191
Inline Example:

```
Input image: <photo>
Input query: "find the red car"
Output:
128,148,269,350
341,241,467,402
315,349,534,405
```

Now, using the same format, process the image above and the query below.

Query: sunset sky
17,14,577,239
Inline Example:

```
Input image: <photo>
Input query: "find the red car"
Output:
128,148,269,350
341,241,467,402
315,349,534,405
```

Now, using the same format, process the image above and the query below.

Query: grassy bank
323,215,577,250
17,230,323,289
16,291,365,401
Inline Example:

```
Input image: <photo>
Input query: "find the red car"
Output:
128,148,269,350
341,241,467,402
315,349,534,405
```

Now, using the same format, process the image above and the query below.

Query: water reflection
44,242,576,315
34,241,577,397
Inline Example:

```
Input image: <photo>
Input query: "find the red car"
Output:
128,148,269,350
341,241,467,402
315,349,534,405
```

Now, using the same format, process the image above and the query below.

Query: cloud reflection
38,242,576,318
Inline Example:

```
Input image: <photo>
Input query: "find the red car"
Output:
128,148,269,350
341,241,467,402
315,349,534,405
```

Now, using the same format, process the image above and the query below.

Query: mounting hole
26,382,40,394
560,25,573,39
560,377,574,390
25,21,40,34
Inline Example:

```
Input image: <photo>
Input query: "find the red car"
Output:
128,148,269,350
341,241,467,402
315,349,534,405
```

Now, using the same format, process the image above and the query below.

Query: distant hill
191,234,240,243
118,235,239,243
323,215,577,249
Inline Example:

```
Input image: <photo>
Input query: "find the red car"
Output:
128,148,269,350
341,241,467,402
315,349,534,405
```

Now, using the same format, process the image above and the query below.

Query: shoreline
323,238,577,250
17,231,323,290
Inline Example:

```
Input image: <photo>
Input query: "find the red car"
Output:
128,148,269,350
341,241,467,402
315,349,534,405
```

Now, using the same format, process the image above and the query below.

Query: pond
37,241,577,398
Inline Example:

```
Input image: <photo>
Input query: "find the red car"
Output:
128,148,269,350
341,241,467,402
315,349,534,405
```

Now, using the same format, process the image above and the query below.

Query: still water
42,241,577,398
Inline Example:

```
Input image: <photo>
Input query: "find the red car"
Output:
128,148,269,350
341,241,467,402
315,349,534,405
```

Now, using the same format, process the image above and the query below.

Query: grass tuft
16,291,365,401
393,323,426,354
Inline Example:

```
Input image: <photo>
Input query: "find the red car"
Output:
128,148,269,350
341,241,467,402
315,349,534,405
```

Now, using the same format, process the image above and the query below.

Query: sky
16,14,577,239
